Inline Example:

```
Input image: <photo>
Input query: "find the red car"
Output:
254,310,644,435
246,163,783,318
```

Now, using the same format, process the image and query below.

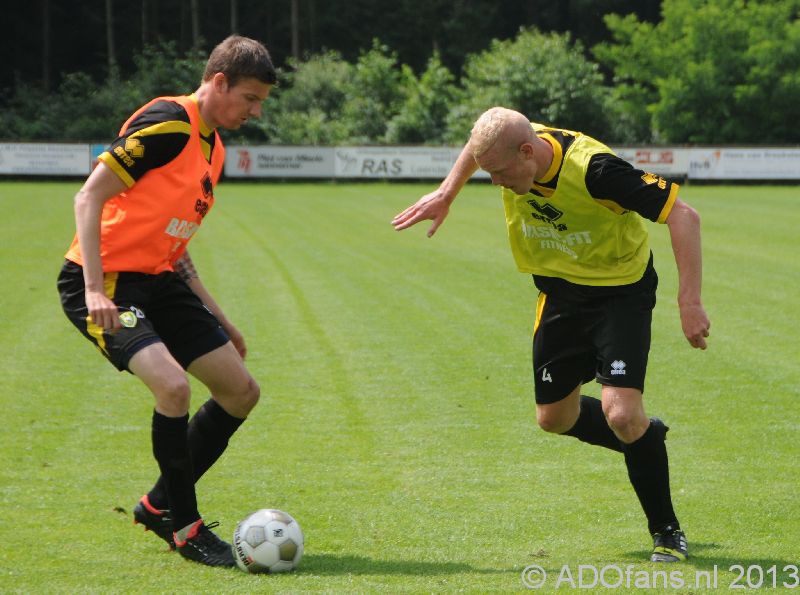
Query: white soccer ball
232,509,304,573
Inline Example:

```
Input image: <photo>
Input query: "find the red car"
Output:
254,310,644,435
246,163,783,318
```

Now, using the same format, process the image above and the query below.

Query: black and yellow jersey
531,127,675,223
501,124,679,296
98,94,217,188
67,94,224,275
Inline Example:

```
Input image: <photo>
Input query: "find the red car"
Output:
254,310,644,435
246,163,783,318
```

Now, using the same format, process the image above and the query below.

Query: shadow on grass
624,541,796,574
301,553,506,576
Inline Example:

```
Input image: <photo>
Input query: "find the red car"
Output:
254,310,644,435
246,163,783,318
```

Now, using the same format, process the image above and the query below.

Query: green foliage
0,82,54,140
0,73,128,141
597,0,800,143
593,13,659,143
444,28,611,143
341,40,406,143
50,72,129,140
254,40,425,145
1,30,610,146
252,52,354,145
8,4,800,146
385,53,458,144
731,3,800,140
125,41,208,100
0,42,206,142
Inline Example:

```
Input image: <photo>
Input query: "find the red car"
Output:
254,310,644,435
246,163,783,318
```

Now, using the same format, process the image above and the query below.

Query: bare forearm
188,278,230,326
667,199,710,348
173,251,199,283
439,144,479,203
73,161,128,291
73,163,128,329
177,252,228,325
74,188,107,292
667,202,703,305
177,254,247,357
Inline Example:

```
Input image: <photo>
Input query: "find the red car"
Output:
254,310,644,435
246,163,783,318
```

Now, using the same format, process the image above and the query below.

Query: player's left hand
679,302,710,349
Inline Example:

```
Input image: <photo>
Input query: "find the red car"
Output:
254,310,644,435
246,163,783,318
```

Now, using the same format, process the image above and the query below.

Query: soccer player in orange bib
58,36,276,567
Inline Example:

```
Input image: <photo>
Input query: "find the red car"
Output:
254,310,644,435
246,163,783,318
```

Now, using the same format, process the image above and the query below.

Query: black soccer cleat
175,520,236,568
651,525,688,562
133,495,176,549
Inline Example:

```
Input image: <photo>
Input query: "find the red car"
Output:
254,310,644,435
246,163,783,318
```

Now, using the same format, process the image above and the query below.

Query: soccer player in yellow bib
392,107,710,563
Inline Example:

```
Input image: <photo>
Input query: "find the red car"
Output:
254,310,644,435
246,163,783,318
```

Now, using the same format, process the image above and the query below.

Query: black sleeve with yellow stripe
97,100,216,188
586,153,679,223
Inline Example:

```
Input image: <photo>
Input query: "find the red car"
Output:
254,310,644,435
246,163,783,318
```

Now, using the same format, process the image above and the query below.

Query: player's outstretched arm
666,198,710,350
391,144,479,237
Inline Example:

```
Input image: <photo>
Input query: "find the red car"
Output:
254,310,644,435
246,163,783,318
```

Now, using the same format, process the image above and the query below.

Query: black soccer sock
562,395,623,452
148,399,245,510
150,410,200,531
622,421,680,535
184,398,245,480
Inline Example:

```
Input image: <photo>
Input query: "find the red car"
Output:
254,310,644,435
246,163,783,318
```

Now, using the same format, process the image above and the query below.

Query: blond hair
469,107,533,157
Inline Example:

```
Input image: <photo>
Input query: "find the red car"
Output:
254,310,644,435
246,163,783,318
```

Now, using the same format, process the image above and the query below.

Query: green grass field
0,180,798,593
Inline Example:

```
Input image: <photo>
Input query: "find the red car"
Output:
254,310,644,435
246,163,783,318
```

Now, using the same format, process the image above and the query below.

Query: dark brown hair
202,35,277,86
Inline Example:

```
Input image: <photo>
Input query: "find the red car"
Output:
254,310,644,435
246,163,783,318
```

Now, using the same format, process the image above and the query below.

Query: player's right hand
391,189,452,237
85,290,121,330
679,302,710,350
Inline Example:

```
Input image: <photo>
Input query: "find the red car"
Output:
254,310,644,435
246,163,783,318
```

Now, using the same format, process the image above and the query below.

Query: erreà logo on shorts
610,360,627,375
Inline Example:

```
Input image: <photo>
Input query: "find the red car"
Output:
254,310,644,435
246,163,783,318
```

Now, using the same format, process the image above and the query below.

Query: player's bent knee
604,407,647,442
154,378,191,416
223,376,260,417
241,377,260,413
536,410,573,434
604,408,631,431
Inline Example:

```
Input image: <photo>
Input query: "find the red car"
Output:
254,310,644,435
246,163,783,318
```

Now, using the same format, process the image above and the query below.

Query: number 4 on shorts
542,368,552,383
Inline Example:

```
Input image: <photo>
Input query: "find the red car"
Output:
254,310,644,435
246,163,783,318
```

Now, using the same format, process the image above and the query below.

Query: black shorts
531,276,657,404
57,260,229,372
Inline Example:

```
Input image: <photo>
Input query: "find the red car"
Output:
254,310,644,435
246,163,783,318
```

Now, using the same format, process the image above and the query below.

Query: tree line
2,0,658,94
2,0,799,145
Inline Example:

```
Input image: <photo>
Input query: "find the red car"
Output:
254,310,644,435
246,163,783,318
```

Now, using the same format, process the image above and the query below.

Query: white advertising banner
332,146,489,179
0,143,90,175
688,148,800,180
224,146,335,178
4,142,800,180
613,147,690,176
